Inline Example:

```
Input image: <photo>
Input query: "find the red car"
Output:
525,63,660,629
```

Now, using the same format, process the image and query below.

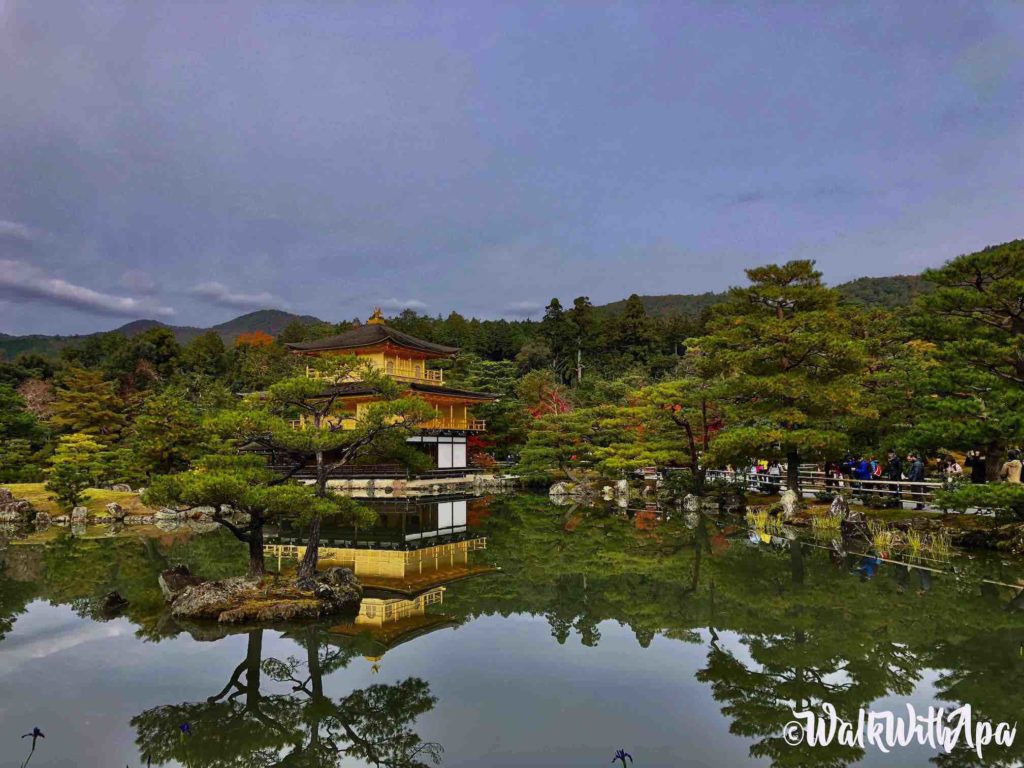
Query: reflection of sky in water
0,599,968,767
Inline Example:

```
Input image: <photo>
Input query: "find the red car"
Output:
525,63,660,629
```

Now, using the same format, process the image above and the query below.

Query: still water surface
1,493,1022,767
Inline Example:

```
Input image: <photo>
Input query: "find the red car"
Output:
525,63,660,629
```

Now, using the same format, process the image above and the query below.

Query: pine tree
693,261,875,490
49,367,125,441
911,239,1024,476
46,433,104,509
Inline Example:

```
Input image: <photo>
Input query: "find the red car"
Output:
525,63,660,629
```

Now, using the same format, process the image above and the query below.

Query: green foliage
181,331,229,377
50,366,125,441
0,384,46,481
517,405,619,482
935,482,1024,521
693,260,875,475
45,432,105,509
124,387,204,477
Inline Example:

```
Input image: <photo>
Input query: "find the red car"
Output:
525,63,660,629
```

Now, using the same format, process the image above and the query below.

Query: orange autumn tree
235,330,275,347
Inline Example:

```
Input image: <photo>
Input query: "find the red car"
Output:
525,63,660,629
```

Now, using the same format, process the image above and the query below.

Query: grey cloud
0,220,34,244
190,281,286,310
119,269,158,295
0,259,175,318
377,297,428,312
503,301,544,318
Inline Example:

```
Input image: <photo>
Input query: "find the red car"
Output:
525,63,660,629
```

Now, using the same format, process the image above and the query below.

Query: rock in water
168,569,362,624
549,481,573,497
0,487,14,504
71,506,89,522
98,591,128,615
829,494,850,519
683,494,701,513
159,565,205,600
615,479,630,499
779,489,799,519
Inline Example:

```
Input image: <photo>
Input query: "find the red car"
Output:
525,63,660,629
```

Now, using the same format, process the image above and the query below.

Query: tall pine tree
693,261,874,490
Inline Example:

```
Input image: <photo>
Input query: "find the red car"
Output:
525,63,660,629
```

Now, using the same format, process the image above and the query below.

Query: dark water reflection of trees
2,495,1024,767
132,626,442,767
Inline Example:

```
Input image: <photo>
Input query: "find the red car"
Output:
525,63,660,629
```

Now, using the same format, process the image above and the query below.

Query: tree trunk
315,448,327,497
247,520,265,579
986,441,1005,482
694,466,706,496
297,516,322,585
244,629,264,708
786,450,800,492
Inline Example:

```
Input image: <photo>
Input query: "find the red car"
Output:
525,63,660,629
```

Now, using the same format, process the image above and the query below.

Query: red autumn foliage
235,331,275,347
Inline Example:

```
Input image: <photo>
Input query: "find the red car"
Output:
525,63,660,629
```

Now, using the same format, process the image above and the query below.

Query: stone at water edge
0,488,14,504
105,502,127,521
97,591,128,615
71,506,89,522
168,567,362,624
683,494,701,513
159,564,205,601
549,481,573,497
602,486,614,500
779,489,800,519
615,479,630,498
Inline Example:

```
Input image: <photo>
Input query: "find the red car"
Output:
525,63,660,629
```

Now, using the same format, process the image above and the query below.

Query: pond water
1,493,1023,767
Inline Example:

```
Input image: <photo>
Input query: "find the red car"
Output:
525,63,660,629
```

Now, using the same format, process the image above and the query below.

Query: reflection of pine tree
132,627,442,767
696,544,921,768
930,627,1024,768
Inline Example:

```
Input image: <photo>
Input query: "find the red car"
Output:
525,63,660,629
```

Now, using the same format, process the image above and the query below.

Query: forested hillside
597,274,931,317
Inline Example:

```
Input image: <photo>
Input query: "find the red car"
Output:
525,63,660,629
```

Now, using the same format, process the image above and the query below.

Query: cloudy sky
1,2,1022,335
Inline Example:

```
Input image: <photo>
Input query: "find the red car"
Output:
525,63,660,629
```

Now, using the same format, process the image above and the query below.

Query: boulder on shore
71,506,89,522
161,565,362,624
0,487,35,521
159,564,205,600
110,483,132,492
105,502,127,521
779,489,800,520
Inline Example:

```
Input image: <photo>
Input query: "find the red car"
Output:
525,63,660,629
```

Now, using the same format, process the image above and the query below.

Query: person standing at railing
767,460,783,494
965,450,987,484
906,452,926,509
999,450,1022,484
884,450,903,508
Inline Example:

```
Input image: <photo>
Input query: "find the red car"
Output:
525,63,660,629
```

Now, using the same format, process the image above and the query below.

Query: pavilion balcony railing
288,416,484,432
421,417,486,431
304,365,443,384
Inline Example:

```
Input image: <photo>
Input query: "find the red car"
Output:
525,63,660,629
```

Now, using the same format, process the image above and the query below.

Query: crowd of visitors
740,448,1024,510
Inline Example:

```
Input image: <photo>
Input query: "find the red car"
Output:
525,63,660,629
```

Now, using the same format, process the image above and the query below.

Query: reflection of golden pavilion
268,495,496,659
264,538,491,593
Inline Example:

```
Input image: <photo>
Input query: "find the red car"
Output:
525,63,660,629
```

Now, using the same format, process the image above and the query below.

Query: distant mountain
0,275,934,361
0,309,325,360
597,275,931,317
834,275,933,309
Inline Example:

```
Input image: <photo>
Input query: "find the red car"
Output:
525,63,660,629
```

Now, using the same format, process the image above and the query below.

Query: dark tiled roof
320,381,498,401
285,323,458,355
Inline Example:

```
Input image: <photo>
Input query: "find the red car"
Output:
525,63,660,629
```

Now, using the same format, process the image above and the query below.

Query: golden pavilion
284,308,496,476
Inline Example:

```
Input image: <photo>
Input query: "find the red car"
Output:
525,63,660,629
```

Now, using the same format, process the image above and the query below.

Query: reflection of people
906,453,926,509
856,551,882,580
